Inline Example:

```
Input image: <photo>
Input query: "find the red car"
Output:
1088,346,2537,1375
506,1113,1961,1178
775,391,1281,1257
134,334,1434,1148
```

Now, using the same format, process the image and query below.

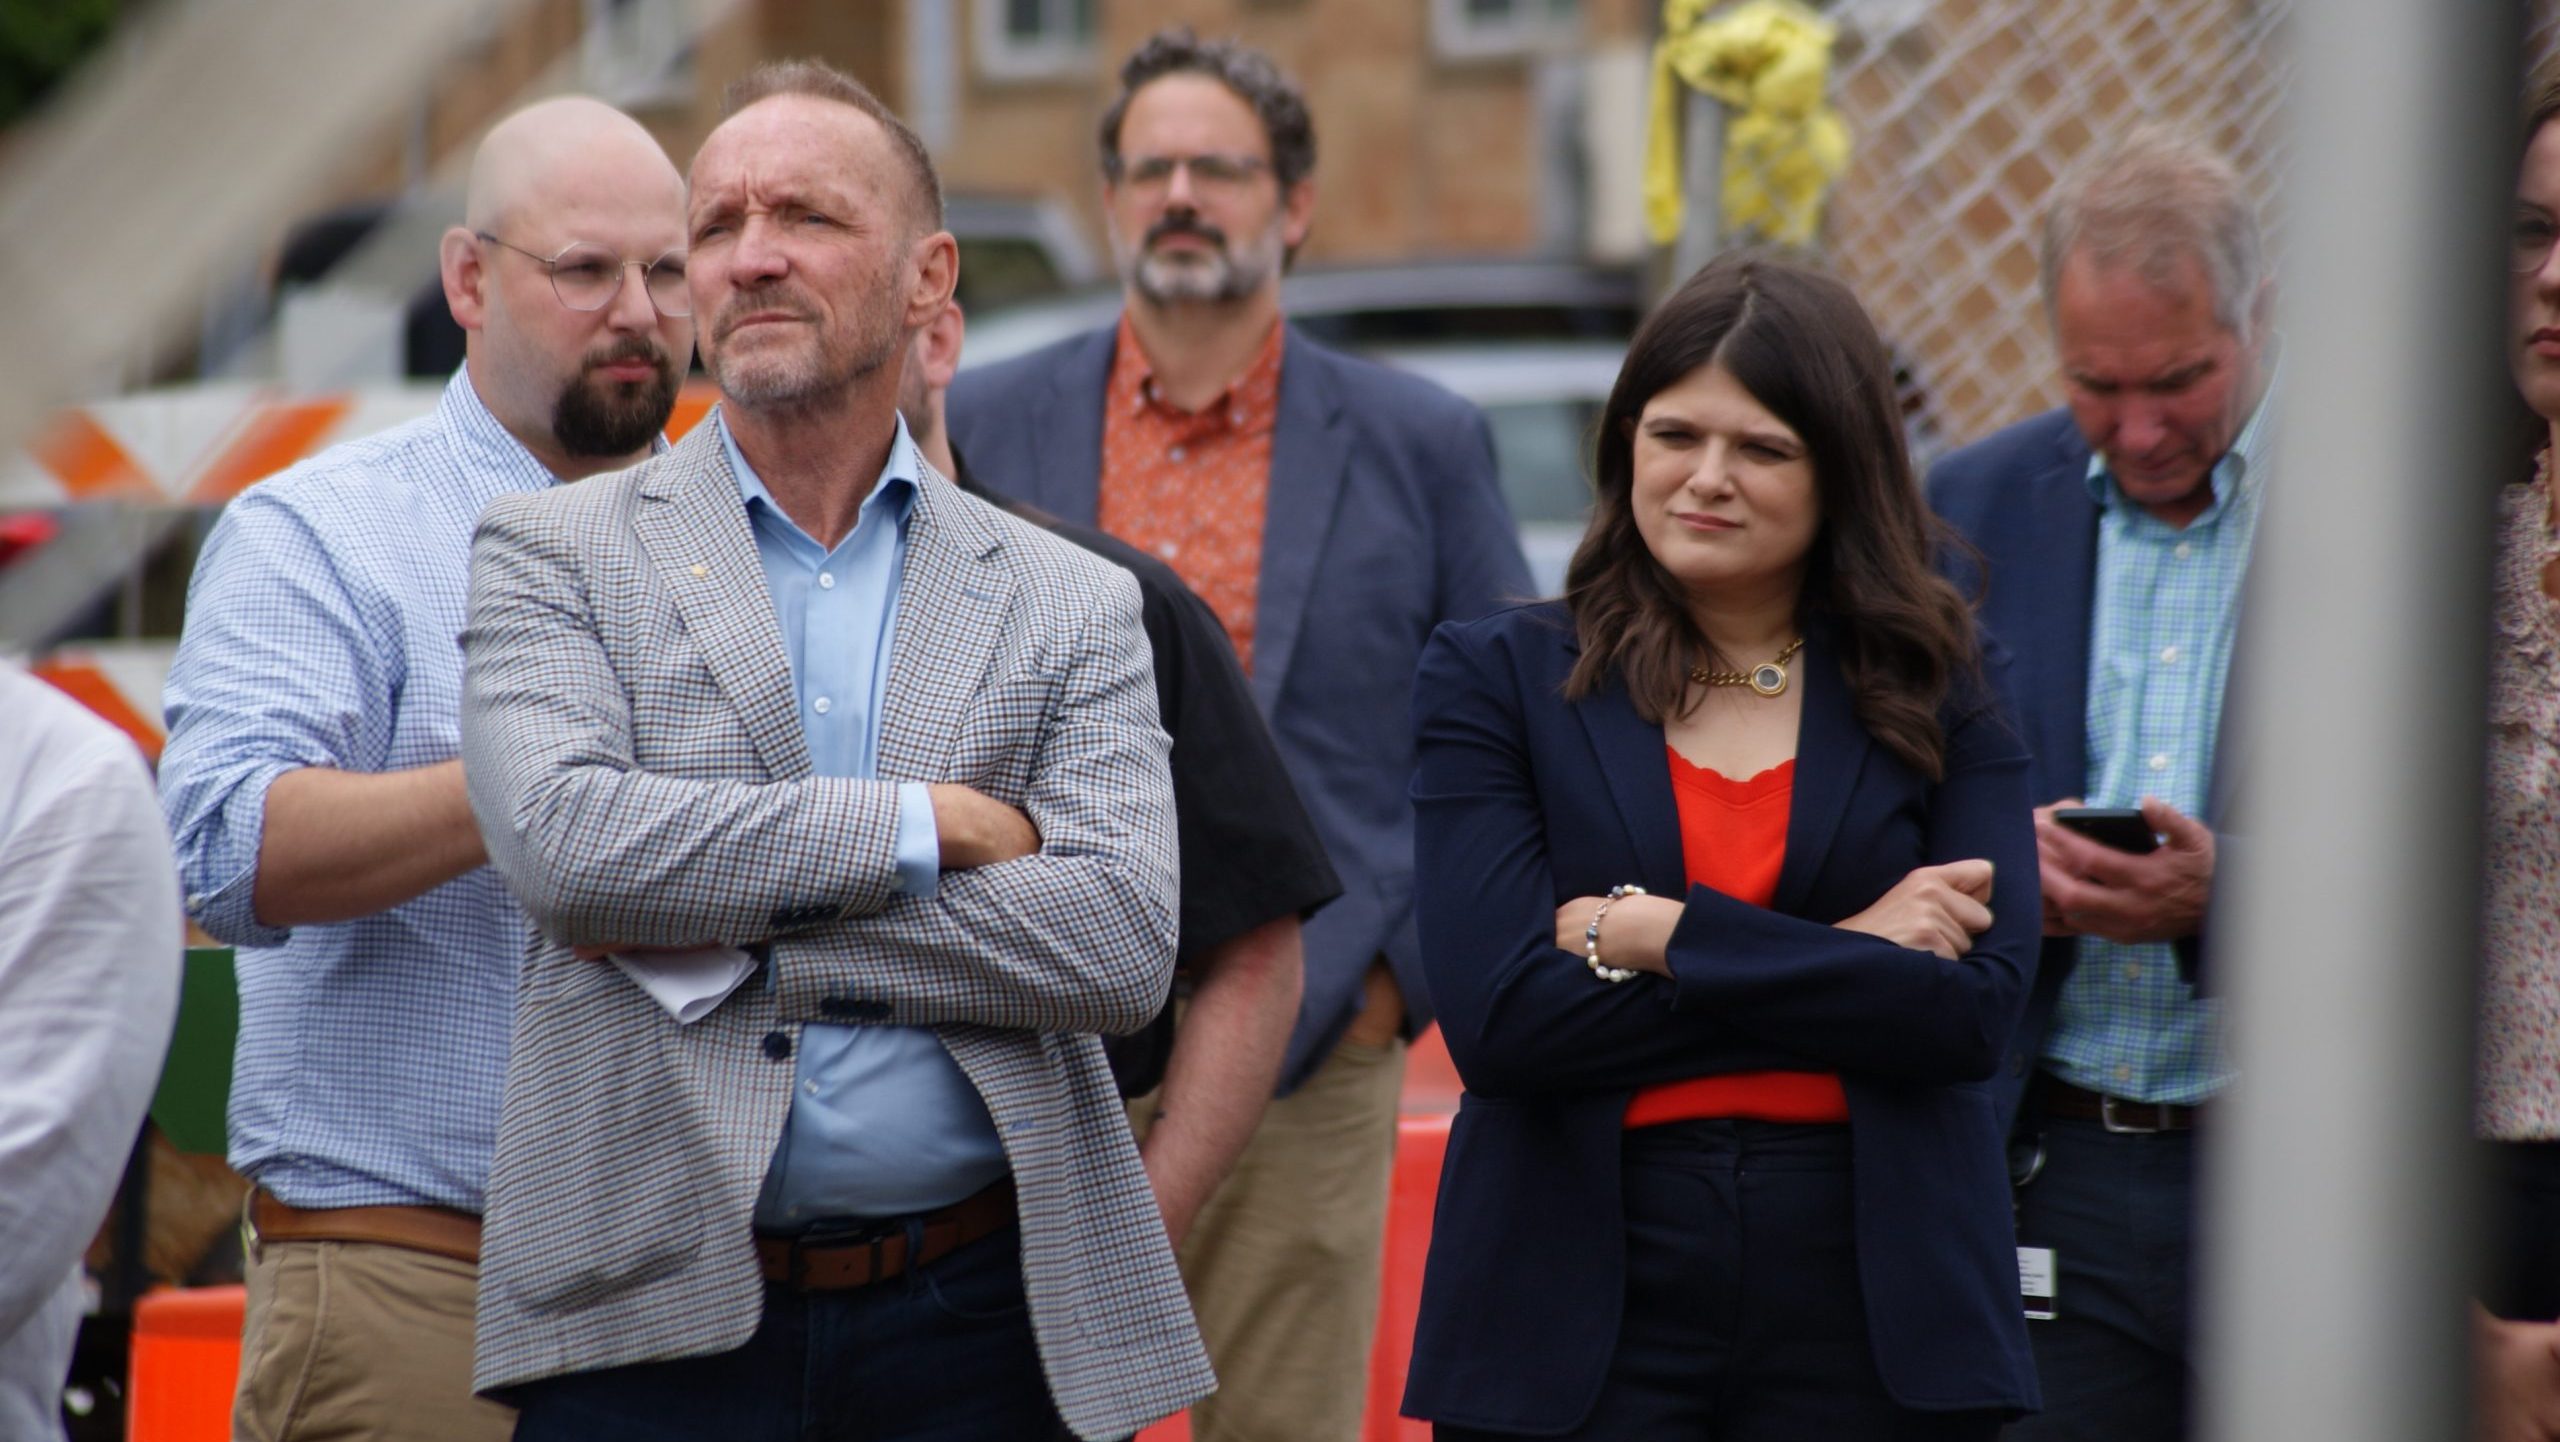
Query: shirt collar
718,408,920,543
2082,355,2281,527
439,364,671,493
1107,311,1286,428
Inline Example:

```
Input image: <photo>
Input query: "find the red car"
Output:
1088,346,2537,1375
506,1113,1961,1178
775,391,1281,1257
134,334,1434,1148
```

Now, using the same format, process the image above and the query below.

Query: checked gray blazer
456,416,1212,1440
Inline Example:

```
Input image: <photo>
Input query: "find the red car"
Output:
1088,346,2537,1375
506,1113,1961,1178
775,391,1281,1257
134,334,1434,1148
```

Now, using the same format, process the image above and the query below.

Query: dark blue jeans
509,1225,1076,1442
1438,1120,2000,1442
2002,1117,2198,1442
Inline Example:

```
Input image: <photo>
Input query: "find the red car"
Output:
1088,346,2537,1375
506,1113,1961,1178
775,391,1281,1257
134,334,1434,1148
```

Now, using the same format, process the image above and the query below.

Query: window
1431,0,1580,60
975,0,1098,82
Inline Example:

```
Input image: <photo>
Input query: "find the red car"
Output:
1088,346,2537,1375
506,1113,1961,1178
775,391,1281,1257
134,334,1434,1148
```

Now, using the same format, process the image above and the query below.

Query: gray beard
714,326,898,411
1122,223,1284,307
1130,249,1260,305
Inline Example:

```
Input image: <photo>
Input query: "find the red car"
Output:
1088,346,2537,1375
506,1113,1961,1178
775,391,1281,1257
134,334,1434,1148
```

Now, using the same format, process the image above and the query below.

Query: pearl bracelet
1584,883,1647,983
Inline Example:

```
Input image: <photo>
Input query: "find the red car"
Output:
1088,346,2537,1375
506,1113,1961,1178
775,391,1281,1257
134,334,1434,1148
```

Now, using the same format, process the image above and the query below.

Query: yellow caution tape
1643,0,1853,249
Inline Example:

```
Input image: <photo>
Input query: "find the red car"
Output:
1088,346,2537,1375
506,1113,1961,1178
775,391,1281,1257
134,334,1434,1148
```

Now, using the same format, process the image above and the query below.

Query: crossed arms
458,488,1179,1037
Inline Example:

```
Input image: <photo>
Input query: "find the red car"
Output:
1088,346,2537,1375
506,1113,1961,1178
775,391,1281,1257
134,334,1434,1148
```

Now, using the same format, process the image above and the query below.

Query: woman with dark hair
1401,252,2040,1439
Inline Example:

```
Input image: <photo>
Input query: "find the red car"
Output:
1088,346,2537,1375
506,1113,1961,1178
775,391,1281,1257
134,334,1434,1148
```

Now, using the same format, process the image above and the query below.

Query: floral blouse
2481,457,2560,1139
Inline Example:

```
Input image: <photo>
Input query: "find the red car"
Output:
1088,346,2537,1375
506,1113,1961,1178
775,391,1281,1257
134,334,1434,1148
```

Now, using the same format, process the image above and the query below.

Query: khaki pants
233,1233,514,1442
1135,1033,1406,1442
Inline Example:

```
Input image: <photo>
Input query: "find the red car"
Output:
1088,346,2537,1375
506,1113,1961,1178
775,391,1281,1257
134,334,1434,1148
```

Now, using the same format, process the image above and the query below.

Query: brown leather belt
248,1187,483,1265
757,1179,1016,1291
2042,1078,2205,1134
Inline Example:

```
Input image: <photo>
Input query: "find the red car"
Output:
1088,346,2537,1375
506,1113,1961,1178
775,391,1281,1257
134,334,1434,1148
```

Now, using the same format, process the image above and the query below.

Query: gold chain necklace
1689,637,1804,698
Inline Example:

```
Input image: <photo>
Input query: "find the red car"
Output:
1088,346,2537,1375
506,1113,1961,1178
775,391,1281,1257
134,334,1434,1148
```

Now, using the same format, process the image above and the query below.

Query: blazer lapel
1772,629,1870,915
1025,329,1113,524
1252,331,1351,712
634,418,812,780
876,463,1012,784
1571,676,1688,901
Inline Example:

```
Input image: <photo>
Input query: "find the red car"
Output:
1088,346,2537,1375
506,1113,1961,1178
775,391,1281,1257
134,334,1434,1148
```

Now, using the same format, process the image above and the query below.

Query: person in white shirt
0,661,181,1442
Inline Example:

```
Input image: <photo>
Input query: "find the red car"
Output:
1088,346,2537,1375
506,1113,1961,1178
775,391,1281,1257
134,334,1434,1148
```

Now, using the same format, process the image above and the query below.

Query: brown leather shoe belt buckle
246,1188,483,1265
770,1225,910,1291
2098,1093,2192,1135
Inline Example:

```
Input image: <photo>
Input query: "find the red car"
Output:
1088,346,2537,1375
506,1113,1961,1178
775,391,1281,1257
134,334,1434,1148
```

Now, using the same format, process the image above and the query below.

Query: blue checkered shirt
715,416,1008,1224
2043,388,2273,1106
159,371,628,1212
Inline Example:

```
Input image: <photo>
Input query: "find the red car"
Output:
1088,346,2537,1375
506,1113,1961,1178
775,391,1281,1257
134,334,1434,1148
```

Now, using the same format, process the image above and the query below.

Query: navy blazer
1925,407,2243,1127
948,323,1533,1088
1401,602,2041,1431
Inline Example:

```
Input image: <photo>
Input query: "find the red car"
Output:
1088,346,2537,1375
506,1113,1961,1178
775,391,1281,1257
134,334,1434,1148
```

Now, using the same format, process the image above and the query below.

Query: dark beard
553,348,678,458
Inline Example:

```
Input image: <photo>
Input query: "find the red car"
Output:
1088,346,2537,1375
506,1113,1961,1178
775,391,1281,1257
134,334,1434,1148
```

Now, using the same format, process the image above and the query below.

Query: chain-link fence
1776,0,2295,460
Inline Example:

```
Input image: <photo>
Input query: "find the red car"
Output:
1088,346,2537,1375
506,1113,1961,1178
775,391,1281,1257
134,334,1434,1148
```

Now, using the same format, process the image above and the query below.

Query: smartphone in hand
2052,806,2160,855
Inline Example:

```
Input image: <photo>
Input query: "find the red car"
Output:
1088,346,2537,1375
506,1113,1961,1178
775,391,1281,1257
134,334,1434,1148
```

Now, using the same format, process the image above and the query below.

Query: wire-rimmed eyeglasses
476,231,692,317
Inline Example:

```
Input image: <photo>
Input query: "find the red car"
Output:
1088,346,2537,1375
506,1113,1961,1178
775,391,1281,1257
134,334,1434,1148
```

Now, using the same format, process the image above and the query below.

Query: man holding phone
1927,127,2273,1442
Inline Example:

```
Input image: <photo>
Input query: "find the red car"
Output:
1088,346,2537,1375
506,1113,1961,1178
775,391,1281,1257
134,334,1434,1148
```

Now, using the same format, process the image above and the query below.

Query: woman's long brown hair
1562,251,1980,780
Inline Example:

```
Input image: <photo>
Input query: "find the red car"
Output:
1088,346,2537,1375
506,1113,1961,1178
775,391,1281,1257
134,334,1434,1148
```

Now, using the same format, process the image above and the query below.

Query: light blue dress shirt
719,415,1009,1226
160,373,556,1212
2044,383,2274,1106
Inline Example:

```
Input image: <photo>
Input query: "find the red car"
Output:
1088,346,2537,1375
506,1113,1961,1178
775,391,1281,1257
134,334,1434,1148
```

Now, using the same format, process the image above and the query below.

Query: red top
1623,750,1850,1127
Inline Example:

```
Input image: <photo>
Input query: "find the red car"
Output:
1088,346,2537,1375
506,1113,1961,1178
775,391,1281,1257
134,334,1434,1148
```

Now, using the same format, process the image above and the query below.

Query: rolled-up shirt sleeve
159,491,399,947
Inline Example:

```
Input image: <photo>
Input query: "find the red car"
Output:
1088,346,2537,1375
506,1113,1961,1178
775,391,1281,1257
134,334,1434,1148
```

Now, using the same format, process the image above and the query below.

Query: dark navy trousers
2003,1118,2198,1442
509,1225,1076,1442
2484,1139,2560,1321
1436,1119,2001,1442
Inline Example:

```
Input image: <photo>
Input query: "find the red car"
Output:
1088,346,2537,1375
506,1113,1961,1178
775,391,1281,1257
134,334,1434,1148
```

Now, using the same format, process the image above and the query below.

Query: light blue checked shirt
718,415,1009,1226
160,371,585,1212
2044,384,2274,1106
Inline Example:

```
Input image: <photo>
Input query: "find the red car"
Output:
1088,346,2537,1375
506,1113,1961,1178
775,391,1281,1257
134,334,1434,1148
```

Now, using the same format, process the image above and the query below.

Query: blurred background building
0,0,2301,681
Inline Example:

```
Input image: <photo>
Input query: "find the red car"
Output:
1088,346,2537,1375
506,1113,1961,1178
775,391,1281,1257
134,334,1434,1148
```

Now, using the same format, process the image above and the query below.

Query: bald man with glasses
158,95,692,1442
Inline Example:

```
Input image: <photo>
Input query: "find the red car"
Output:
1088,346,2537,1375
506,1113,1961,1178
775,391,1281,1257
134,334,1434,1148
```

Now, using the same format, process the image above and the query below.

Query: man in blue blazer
1926,129,2274,1442
948,29,1528,1440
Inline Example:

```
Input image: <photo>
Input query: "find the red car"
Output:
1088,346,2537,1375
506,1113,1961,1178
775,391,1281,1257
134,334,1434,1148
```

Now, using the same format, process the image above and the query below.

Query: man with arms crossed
904,298,1342,1248
158,97,689,1442
1926,128,2274,1442
460,61,1208,1441
949,34,1529,1436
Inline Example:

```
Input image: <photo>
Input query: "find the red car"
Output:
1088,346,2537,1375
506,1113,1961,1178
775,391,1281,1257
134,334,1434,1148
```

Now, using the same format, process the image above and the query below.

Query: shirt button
186,893,206,911
2159,645,2181,665
813,696,832,715
2148,752,2170,772
803,1078,820,1097
1157,541,1178,560
818,572,835,590
1169,445,1187,461
1230,410,1245,426
2174,542,2194,560
2123,963,2143,982
2114,1064,2133,1084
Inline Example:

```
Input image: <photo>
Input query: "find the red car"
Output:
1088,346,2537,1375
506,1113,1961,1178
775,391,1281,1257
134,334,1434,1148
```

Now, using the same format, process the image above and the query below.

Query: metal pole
2201,5,2516,1440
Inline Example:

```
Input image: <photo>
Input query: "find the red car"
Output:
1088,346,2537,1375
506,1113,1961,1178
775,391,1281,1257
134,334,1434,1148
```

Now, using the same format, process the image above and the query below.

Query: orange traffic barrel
128,1285,242,1442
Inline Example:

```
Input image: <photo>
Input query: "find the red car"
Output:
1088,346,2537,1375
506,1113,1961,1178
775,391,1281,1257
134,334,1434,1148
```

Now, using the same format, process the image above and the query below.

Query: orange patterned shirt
1097,314,1285,672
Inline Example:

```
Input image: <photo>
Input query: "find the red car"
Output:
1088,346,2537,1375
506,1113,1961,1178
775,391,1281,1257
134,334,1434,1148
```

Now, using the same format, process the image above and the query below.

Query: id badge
2018,1246,2057,1321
